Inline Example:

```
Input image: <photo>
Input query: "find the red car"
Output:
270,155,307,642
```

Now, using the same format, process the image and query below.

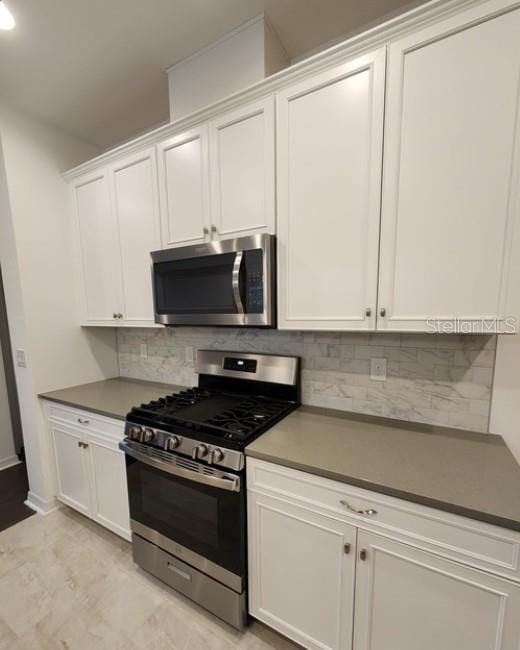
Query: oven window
142,472,219,548
126,457,245,578
154,253,238,315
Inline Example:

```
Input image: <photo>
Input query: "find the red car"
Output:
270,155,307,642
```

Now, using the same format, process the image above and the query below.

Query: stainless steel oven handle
232,251,244,315
119,441,241,493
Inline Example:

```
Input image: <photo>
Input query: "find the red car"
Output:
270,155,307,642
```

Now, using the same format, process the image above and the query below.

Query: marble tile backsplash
117,329,497,433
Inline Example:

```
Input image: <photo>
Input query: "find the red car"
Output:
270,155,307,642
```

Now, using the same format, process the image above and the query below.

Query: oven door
151,233,275,327
120,440,245,592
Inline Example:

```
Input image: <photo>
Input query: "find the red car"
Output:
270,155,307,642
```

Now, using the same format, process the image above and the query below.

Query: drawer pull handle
78,418,90,425
167,562,191,581
340,500,377,517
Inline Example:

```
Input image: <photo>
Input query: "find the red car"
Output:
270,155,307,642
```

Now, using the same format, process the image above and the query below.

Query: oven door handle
232,251,245,315
119,441,241,493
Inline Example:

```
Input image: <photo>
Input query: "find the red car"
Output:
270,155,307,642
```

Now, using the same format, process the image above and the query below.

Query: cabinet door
276,50,385,330
248,492,357,650
157,126,211,248
51,425,90,516
378,5,520,332
110,148,161,326
85,432,131,540
353,531,520,650
209,97,275,239
71,171,120,325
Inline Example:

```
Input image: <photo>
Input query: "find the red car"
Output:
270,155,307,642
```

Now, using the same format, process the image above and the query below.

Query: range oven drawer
132,533,247,630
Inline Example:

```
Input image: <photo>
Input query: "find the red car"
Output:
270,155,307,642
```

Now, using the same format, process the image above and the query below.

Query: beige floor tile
0,507,300,649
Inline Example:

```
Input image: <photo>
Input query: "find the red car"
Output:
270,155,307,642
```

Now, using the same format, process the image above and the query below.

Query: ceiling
0,0,425,150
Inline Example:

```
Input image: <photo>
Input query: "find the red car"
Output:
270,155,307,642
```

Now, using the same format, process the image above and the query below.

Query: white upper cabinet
72,171,120,324
209,97,275,239
72,149,161,326
378,3,520,332
110,148,161,325
276,49,386,330
157,126,211,248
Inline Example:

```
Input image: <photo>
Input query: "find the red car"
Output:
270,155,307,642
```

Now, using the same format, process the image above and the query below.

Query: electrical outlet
139,343,148,358
185,346,195,364
370,358,387,381
16,349,26,368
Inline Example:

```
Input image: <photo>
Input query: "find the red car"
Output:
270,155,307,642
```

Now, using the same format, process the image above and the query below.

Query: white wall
490,335,520,463
0,101,119,512
0,345,16,470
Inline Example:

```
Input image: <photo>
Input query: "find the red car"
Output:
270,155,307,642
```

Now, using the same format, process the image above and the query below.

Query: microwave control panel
244,249,264,314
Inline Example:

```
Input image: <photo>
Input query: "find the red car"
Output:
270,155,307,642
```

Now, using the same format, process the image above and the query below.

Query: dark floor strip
0,461,34,532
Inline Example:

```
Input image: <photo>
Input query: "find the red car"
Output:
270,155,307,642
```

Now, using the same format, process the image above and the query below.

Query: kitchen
0,0,520,648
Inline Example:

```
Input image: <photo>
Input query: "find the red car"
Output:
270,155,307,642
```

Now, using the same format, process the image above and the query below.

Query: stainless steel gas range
119,350,300,629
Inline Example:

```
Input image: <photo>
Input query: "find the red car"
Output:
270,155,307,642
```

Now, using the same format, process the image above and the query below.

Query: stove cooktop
127,387,297,448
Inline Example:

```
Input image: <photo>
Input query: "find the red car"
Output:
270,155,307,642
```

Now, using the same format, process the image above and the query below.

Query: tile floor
0,507,299,649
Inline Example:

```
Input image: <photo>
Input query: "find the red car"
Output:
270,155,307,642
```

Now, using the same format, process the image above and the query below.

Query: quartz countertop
245,406,520,531
39,377,185,420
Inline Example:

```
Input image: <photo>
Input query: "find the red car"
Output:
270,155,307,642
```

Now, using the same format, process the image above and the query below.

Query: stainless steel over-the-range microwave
151,233,276,327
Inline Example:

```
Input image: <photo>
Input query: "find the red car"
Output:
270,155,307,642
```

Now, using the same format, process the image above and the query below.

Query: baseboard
24,491,61,516
0,455,21,471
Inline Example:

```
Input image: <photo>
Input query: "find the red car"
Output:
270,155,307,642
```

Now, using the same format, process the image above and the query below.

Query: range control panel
223,357,258,373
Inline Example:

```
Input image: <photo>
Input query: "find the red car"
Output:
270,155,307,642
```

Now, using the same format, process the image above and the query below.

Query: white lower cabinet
49,407,130,540
248,493,356,650
247,458,520,650
354,531,520,650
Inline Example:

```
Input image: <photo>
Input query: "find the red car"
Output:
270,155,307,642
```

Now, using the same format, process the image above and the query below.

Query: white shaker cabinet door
157,126,211,248
86,432,131,541
110,148,161,326
209,97,275,239
276,49,385,330
378,4,520,332
353,531,520,650
51,425,91,516
248,492,357,650
71,171,120,325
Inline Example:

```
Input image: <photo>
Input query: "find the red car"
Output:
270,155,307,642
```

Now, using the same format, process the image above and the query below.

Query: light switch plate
185,346,195,364
370,358,387,381
16,349,27,368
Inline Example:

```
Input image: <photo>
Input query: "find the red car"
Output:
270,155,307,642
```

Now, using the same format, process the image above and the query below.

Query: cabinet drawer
247,458,520,583
47,403,124,440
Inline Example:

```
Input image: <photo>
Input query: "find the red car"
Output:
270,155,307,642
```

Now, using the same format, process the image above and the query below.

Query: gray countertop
246,406,520,532
39,377,185,420
39,378,520,531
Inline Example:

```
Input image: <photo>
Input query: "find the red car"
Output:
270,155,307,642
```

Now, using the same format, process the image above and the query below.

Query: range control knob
165,436,180,451
143,428,155,443
208,448,224,465
192,444,208,460
129,426,142,440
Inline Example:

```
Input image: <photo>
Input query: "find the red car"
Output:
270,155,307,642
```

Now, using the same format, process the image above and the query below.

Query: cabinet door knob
365,307,372,317
203,227,209,235
113,313,118,319
360,548,367,561
344,543,351,555
380,307,386,317
211,225,217,233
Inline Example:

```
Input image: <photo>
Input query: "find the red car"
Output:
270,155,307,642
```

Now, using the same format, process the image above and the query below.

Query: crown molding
63,0,516,181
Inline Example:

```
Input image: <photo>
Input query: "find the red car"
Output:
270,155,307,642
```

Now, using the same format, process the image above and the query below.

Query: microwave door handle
232,251,245,314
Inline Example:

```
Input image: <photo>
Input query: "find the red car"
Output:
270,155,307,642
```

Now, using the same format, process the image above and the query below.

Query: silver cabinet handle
77,418,90,425
344,543,351,555
365,307,372,317
380,307,386,317
167,562,192,581
203,227,209,235
360,548,367,561
78,441,89,449
113,313,118,319
118,313,123,319
211,225,217,233
340,500,377,516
